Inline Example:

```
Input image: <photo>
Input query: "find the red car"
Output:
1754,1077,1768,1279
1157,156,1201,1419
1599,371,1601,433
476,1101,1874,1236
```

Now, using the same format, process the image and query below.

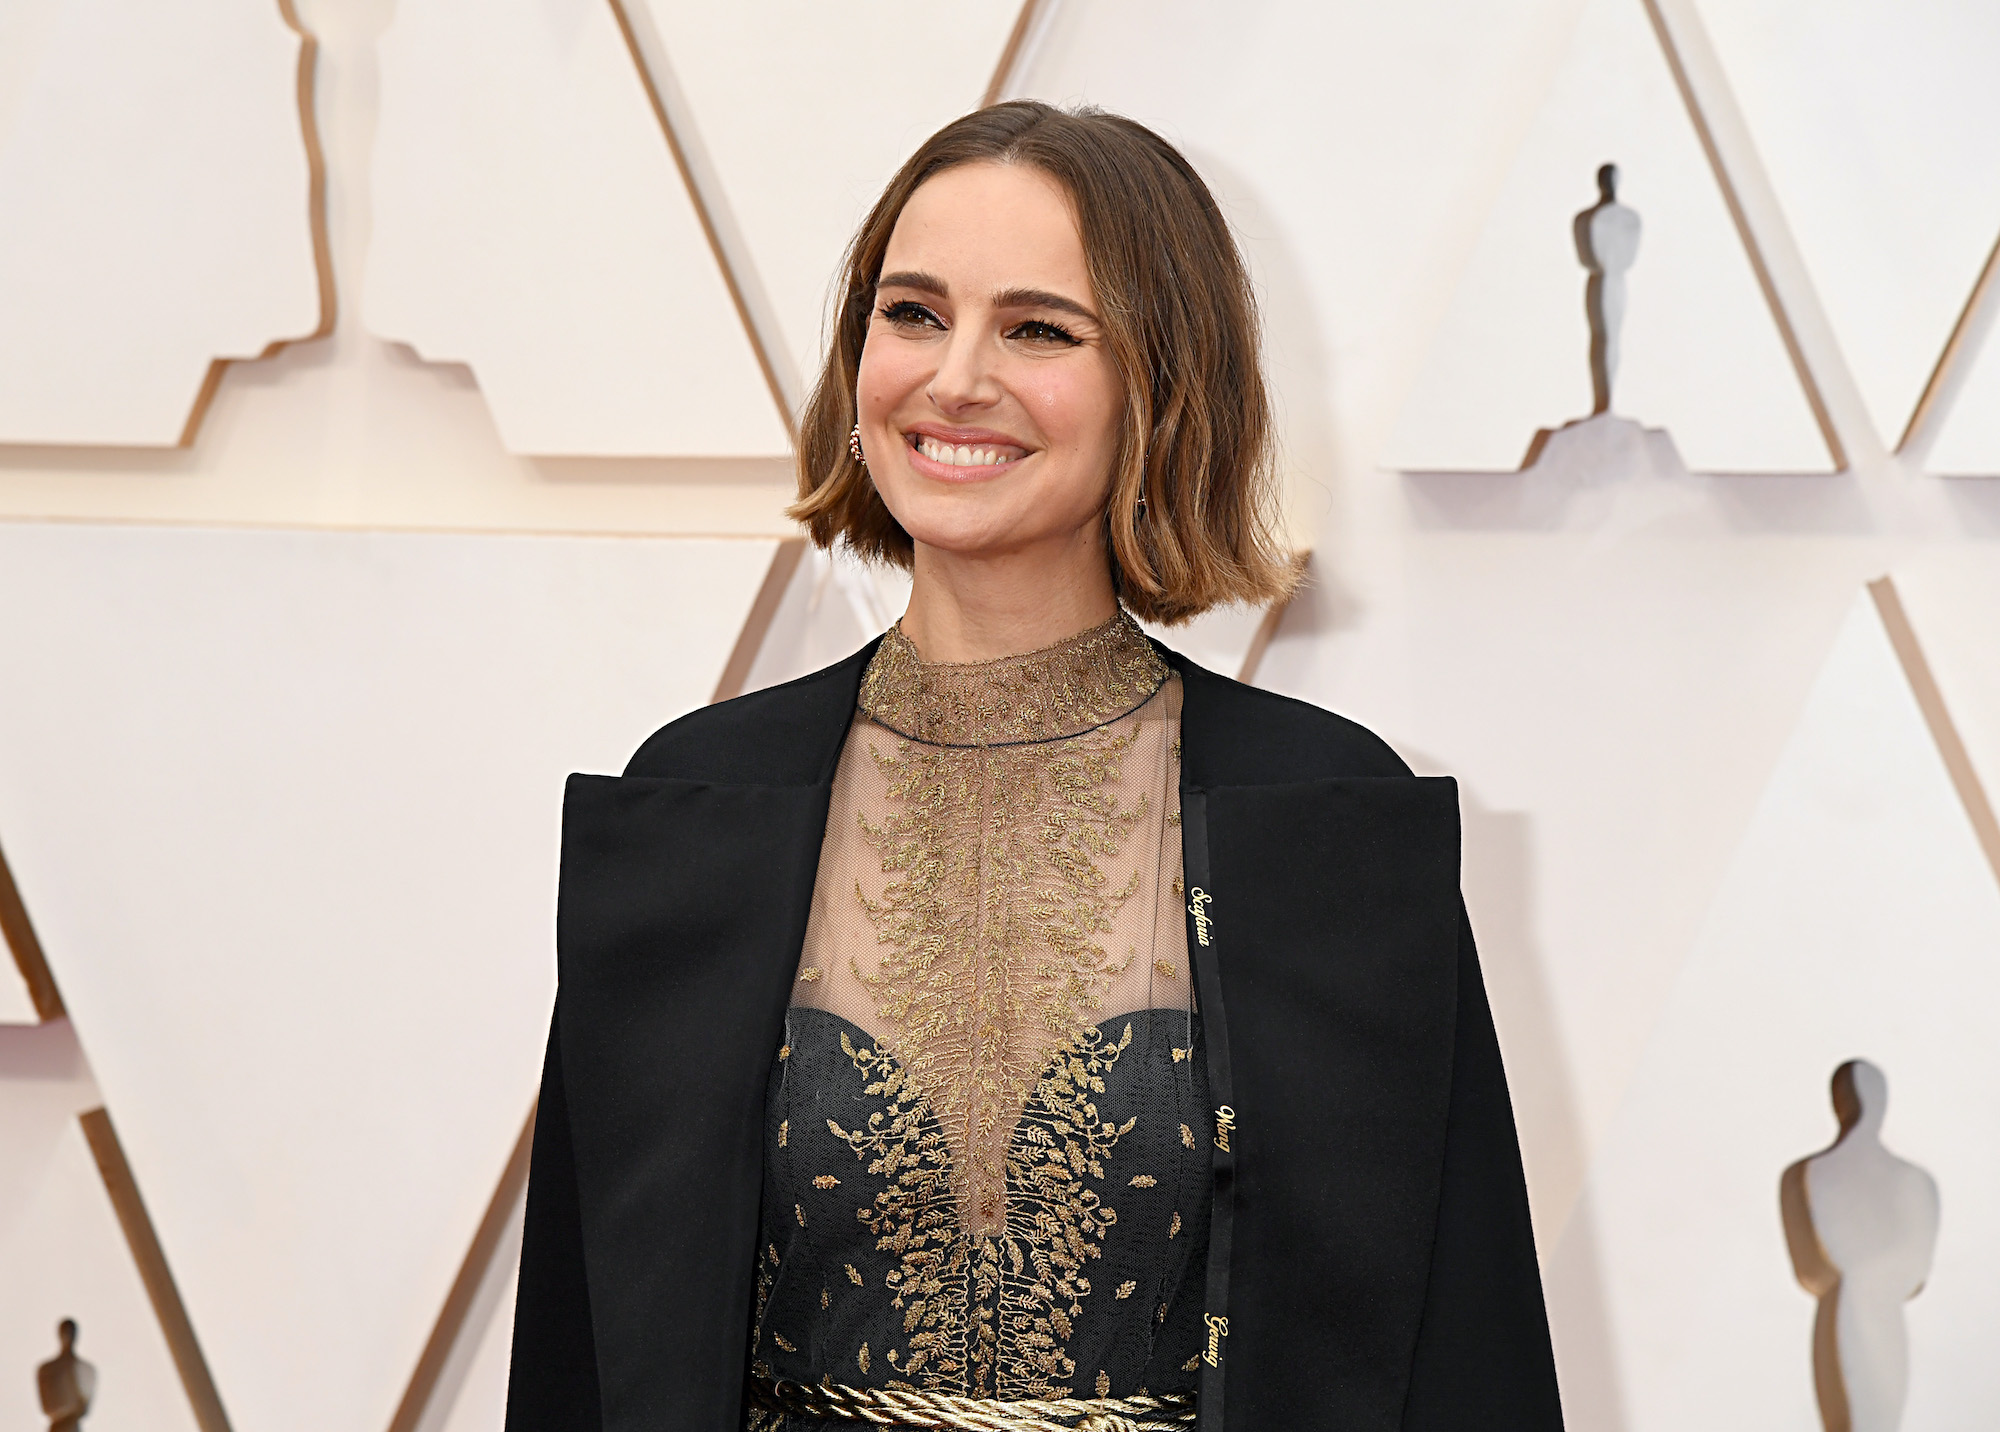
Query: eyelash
876,301,1081,347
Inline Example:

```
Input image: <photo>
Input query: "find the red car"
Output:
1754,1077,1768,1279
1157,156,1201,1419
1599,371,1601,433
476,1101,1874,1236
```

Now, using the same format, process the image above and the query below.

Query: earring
848,423,867,467
1134,494,1148,521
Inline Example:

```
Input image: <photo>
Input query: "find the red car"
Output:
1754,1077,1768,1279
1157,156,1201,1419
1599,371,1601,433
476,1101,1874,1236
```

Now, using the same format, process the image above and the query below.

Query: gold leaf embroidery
852,701,1151,1235
821,1287,830,1309
1180,1124,1196,1150
794,1204,806,1227
846,1264,863,1286
777,1119,788,1148
1169,1211,1181,1238
1157,1303,1168,1324
1096,1370,1111,1397
858,612,1166,748
1172,1047,1189,1063
773,1333,797,1353
1182,1354,1201,1373
829,1026,1137,1398
797,616,1195,1401
858,1343,871,1374
813,1175,840,1189
778,1044,790,1061
1154,959,1178,979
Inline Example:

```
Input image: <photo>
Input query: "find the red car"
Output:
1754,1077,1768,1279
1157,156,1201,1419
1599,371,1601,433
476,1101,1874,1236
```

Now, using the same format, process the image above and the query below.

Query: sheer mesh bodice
747,613,1210,1427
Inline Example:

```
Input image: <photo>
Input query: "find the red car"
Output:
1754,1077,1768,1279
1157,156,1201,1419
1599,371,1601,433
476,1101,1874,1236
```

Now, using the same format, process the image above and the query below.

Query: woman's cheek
856,338,924,415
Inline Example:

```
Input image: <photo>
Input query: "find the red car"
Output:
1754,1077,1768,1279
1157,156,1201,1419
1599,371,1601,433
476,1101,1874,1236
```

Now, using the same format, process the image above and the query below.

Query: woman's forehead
882,163,1091,303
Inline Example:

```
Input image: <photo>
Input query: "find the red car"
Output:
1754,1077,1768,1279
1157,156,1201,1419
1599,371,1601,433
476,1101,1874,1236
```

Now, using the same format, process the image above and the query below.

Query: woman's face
855,161,1123,566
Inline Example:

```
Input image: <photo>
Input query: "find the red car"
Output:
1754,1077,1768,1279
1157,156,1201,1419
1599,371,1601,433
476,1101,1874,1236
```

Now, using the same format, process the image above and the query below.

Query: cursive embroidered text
1204,1314,1230,1367
1187,887,1214,947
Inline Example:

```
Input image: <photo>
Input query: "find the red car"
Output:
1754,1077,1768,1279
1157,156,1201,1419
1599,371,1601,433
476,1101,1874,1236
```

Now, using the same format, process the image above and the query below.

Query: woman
508,102,1561,1432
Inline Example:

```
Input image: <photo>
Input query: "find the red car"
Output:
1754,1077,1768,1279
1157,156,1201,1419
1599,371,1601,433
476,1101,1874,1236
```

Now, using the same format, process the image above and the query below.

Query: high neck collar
857,609,1168,748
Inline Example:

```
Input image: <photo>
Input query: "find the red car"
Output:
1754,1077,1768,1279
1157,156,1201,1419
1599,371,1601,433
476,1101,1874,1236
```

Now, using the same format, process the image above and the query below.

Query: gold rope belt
747,1374,1197,1432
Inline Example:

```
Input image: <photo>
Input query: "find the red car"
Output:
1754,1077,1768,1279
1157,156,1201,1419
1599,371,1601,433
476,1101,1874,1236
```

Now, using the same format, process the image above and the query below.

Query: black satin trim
1181,788,1235,1432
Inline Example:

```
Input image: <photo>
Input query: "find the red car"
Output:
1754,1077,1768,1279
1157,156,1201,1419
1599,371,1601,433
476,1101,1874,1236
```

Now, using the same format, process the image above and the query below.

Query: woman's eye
1009,319,1081,346
879,300,943,330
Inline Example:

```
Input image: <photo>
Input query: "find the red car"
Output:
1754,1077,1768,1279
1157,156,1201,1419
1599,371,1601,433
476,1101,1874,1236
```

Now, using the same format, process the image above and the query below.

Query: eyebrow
876,270,1099,324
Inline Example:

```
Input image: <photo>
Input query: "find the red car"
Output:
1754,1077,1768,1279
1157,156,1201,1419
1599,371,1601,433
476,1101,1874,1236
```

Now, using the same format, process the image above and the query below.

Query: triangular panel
1696,0,2000,446
1546,590,2000,1430
0,523,776,1432
0,1087,199,1432
639,0,1023,382
1260,520,1878,1240
0,0,322,444
1385,0,1830,473
366,0,789,457
741,545,909,695
1926,302,2000,475
1011,0,1598,513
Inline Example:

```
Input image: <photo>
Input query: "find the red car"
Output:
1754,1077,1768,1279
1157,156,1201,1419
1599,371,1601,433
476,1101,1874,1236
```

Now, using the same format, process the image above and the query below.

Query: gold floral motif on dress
827,1022,1136,1399
853,714,1148,1230
858,611,1166,748
805,610,1178,1402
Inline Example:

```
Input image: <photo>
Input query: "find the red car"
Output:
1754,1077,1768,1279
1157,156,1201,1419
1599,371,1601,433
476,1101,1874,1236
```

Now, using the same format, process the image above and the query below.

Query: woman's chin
904,519,1065,564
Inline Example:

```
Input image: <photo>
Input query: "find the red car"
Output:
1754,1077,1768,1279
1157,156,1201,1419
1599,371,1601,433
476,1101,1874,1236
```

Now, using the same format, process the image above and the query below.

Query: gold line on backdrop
1868,576,2000,888
80,1107,235,1432
1235,552,1311,686
1899,230,2000,460
1642,0,1868,469
983,0,1050,108
608,0,803,435
3,833,234,1425
384,1108,539,1432
713,538,810,703
1,836,66,1022
383,536,809,1430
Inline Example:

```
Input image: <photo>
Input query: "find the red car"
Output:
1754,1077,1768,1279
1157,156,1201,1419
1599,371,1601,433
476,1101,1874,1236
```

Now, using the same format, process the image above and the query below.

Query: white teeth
914,437,1019,467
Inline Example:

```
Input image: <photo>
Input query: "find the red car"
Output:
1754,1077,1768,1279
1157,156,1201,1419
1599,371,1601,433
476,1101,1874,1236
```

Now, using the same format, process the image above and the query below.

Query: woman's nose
926,325,1001,412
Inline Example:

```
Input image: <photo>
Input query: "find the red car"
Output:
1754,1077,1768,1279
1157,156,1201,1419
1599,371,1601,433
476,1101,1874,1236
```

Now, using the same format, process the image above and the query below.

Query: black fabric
1398,916,1565,1431
752,1008,1212,1424
1202,778,1461,1430
506,642,1561,1432
505,1015,602,1432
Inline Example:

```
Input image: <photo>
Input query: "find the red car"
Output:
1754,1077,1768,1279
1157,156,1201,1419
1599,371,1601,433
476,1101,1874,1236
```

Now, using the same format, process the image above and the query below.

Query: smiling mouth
908,434,1029,468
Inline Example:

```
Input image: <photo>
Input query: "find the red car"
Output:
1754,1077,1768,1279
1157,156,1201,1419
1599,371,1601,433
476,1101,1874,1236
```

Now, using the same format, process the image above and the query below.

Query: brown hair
789,101,1297,625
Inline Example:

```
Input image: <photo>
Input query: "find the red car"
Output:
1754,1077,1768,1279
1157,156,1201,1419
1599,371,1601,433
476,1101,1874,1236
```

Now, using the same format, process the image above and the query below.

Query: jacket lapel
554,655,866,1432
1176,655,1464,1431
551,641,1464,1432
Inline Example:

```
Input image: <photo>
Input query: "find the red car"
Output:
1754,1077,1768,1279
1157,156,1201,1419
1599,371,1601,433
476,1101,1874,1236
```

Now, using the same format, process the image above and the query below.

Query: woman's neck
898,536,1119,663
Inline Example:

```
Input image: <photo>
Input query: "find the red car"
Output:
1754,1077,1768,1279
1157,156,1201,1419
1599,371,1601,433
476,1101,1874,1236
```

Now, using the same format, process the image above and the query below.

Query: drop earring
1134,494,1148,521
848,423,867,467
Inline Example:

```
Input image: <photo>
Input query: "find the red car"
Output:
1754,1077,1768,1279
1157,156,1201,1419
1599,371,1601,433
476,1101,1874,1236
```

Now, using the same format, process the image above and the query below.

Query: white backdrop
2,2,1997,1430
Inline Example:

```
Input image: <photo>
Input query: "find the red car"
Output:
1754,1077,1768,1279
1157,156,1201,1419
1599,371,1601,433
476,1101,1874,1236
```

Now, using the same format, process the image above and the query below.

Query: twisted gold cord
748,1375,1196,1432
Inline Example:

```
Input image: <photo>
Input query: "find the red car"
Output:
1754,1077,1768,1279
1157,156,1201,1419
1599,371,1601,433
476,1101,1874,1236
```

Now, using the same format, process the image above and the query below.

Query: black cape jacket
507,641,1564,1432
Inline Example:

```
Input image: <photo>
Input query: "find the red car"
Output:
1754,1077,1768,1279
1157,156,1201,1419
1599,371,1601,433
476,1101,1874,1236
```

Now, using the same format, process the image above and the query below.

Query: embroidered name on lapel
1187,887,1214,946
1213,1105,1235,1152
1204,1314,1230,1367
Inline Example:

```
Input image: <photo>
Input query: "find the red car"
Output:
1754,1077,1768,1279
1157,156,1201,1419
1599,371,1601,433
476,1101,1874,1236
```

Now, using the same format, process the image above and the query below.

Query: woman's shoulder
1167,649,1413,785
620,641,878,784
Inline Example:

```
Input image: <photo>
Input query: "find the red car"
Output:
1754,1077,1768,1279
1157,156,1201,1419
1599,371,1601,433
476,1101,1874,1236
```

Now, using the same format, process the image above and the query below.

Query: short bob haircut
790,101,1297,626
